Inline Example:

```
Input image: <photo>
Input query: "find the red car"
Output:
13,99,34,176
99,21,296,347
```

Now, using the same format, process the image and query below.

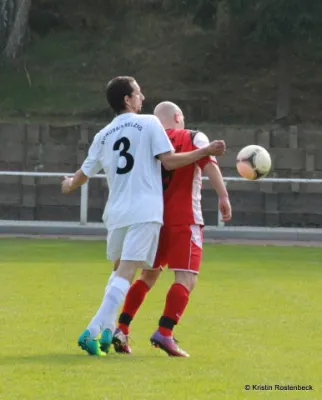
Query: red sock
159,283,190,337
118,279,149,335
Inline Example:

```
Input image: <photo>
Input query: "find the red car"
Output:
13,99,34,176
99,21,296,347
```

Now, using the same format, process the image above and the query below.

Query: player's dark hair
106,76,136,114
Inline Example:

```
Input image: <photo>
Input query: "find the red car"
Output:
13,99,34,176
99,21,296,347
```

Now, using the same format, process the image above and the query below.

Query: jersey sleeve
81,133,103,178
149,116,174,157
193,131,217,169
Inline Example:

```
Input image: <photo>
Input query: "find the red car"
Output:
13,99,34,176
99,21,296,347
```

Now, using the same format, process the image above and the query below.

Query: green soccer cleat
99,329,113,354
78,329,106,356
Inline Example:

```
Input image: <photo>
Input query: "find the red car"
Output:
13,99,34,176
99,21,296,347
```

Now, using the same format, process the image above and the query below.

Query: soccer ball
236,145,271,180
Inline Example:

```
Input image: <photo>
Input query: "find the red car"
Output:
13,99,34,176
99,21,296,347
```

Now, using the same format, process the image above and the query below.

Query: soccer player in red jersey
112,101,232,357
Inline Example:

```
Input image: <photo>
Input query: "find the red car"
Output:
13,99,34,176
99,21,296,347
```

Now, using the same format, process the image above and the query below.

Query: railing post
217,181,228,228
80,182,89,225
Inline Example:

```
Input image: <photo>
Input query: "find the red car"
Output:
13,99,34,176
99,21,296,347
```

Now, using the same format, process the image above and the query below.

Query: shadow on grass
0,351,170,366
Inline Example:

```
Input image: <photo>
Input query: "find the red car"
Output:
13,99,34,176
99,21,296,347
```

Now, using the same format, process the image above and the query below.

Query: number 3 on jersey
113,137,134,174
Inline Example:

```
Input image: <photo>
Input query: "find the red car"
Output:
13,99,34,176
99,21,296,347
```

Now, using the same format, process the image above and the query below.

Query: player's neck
118,110,135,116
162,125,176,130
118,105,138,115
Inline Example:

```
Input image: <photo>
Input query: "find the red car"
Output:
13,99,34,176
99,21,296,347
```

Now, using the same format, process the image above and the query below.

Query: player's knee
189,274,198,292
175,271,198,293
113,259,120,272
116,260,142,283
139,269,160,289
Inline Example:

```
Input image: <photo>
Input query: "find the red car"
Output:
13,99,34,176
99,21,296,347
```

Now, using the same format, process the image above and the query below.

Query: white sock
87,271,117,337
105,271,116,294
87,276,130,336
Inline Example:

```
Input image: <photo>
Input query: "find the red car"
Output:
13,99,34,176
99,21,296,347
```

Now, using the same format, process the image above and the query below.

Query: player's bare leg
150,271,197,357
113,269,161,353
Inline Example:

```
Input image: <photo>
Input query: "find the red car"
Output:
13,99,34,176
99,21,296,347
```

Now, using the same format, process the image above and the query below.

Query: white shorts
107,222,162,268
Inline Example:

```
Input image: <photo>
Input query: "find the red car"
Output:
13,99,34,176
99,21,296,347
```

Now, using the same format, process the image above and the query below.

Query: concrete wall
1,122,322,227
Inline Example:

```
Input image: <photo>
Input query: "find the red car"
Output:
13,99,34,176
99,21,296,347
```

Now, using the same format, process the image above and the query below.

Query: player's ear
174,112,180,123
124,95,130,107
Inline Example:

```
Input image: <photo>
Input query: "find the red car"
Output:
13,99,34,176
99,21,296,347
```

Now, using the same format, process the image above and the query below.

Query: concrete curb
0,220,321,242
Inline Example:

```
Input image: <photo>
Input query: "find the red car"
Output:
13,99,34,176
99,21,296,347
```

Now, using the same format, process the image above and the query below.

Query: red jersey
162,129,217,226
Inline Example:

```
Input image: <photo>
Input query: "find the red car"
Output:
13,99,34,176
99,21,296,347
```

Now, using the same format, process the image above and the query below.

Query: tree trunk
1,0,31,60
217,0,237,49
0,0,16,53
227,2,238,51
276,38,293,121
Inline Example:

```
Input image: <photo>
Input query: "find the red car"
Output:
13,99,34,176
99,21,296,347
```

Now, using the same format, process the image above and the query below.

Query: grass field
0,239,322,400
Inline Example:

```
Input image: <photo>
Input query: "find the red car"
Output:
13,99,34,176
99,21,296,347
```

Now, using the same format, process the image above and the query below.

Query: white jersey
81,113,174,230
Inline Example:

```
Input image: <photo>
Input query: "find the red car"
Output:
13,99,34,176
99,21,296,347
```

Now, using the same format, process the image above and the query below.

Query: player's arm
149,115,226,170
193,130,231,221
203,162,232,222
61,169,88,194
61,133,102,194
157,143,227,171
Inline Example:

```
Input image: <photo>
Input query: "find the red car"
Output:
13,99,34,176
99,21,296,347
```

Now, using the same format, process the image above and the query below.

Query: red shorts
153,224,203,274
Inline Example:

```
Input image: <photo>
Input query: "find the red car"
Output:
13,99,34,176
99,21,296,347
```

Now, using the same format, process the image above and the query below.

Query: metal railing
1,171,322,228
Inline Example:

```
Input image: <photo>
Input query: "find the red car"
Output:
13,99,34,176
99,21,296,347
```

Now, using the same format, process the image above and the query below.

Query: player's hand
219,196,232,222
61,176,73,194
207,140,226,156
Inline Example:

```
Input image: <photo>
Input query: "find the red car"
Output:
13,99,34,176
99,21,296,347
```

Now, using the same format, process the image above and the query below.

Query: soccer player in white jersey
61,76,226,356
